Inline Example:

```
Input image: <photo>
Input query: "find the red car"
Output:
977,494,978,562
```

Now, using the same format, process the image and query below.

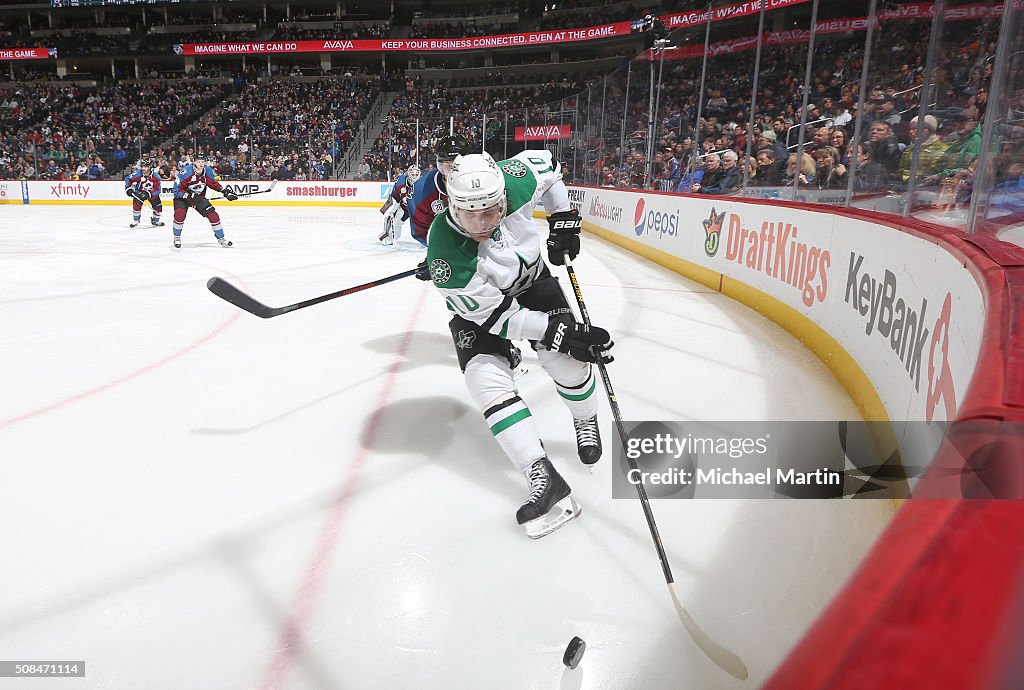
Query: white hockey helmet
446,152,506,241
405,164,422,183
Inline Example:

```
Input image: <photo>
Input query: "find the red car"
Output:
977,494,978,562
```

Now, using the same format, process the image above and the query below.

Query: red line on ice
257,284,429,690
0,313,240,430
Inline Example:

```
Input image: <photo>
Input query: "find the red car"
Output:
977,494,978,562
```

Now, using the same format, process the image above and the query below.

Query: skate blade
523,496,581,539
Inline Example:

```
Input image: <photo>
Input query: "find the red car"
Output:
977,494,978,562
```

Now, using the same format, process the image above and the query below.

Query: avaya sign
514,125,571,141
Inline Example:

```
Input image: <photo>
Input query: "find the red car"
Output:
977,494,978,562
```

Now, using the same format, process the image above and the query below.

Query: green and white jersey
425,149,570,342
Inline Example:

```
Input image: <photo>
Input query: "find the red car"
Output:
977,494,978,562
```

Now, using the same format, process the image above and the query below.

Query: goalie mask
446,152,506,241
405,165,422,183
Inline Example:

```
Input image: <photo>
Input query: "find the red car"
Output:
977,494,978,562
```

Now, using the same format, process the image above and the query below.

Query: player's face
456,204,504,241
439,159,454,177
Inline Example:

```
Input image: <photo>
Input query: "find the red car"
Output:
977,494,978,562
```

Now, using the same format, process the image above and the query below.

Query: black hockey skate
129,221,140,228
573,415,602,465
173,236,181,249
218,237,233,247
516,458,580,539
151,219,165,227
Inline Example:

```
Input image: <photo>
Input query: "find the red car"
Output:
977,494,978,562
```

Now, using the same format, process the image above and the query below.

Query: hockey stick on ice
208,179,278,201
207,268,418,319
562,253,749,681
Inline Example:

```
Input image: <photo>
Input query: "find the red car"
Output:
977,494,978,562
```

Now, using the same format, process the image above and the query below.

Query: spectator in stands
875,95,902,128
924,107,982,184
675,158,705,193
87,158,106,180
742,155,758,186
897,115,948,183
691,153,722,192
808,125,833,153
706,90,728,116
42,159,61,180
785,152,817,187
830,129,849,163
833,99,855,130
753,149,782,186
812,147,846,190
849,143,888,192
696,150,740,195
989,157,1024,217
866,121,901,176
756,130,788,175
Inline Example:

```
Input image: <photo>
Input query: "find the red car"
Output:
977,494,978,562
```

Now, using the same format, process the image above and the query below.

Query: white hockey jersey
425,149,572,342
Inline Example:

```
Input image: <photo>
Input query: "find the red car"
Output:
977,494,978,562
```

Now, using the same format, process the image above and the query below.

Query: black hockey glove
222,189,239,201
542,312,613,364
415,258,431,281
546,210,582,266
125,188,135,198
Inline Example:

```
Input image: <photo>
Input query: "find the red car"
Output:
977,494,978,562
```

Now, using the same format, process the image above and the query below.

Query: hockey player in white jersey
424,149,613,538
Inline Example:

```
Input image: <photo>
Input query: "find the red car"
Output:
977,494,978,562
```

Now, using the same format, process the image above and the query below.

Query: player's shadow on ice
361,330,456,367
191,331,455,435
360,395,471,455
365,396,545,502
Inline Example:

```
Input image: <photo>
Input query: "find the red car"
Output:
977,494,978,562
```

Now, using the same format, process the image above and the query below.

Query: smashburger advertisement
284,183,360,198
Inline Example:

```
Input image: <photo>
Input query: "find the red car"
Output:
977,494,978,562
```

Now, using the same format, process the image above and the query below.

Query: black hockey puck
562,636,586,669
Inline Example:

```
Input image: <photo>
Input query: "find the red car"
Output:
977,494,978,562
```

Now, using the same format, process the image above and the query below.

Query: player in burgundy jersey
408,135,469,247
124,159,164,228
171,153,238,249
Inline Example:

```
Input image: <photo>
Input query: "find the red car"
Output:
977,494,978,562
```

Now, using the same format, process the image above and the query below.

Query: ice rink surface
0,206,893,689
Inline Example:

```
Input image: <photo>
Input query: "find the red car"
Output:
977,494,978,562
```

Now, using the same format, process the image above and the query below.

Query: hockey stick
562,253,749,681
207,268,418,318
209,179,278,201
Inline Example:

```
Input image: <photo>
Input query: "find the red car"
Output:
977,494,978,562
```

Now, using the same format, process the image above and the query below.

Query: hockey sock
466,355,544,474
207,211,224,238
536,349,599,420
484,394,545,474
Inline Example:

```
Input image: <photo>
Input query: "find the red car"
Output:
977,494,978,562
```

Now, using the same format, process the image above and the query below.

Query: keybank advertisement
11,180,389,205
570,185,985,466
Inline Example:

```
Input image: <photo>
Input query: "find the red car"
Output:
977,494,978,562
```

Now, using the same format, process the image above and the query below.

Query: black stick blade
207,277,276,318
